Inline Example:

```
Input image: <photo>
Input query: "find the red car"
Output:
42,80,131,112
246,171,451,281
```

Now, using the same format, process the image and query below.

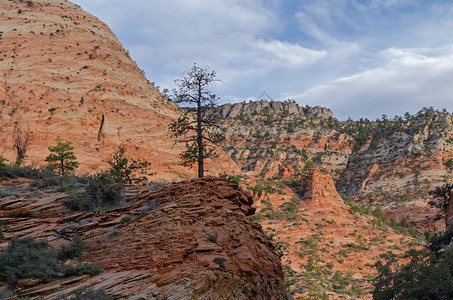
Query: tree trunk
197,94,204,178
446,192,453,230
61,160,65,177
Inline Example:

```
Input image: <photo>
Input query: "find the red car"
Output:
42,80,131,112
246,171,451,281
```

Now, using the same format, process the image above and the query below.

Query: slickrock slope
0,177,290,299
0,0,238,180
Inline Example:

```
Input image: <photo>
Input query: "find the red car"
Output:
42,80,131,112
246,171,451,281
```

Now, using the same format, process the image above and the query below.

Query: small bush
207,234,218,244
445,158,453,169
65,173,122,212
220,173,242,185
0,220,8,239
107,147,152,184
0,237,60,286
0,237,100,287
0,189,10,199
58,236,84,260
120,216,131,224
61,263,102,277
62,287,113,300
0,155,7,168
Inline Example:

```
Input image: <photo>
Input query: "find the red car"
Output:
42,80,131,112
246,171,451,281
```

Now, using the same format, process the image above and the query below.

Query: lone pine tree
169,64,224,178
45,137,78,176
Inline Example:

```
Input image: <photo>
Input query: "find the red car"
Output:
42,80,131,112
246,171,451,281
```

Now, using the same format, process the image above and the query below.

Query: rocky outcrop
217,101,333,119
0,0,238,181
303,169,347,209
0,177,290,299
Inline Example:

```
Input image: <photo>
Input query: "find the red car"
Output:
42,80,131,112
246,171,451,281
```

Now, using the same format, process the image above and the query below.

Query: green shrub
0,155,7,168
0,237,59,285
0,237,100,287
0,163,63,188
207,234,218,244
107,147,152,184
65,173,122,212
0,220,8,239
62,287,113,300
0,189,10,199
220,173,242,185
374,227,453,299
120,216,131,224
58,236,84,260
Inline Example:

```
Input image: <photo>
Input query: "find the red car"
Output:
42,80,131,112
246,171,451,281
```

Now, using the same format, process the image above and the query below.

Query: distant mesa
217,100,334,119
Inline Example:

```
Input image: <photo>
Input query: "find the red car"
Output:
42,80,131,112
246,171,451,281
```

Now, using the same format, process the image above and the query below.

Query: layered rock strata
0,177,290,299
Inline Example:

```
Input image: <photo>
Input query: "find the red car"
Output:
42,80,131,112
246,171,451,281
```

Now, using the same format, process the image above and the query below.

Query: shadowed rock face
0,0,238,181
0,177,290,299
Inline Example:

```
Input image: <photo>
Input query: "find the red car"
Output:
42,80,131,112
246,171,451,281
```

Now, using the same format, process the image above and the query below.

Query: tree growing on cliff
429,183,453,222
169,64,224,178
45,137,79,176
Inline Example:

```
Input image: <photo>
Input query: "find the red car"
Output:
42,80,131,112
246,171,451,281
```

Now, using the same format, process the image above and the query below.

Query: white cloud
72,0,453,119
295,46,453,119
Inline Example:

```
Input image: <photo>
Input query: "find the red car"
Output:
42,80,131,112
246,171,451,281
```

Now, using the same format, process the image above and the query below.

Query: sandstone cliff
0,0,238,181
217,101,452,229
217,101,333,119
0,177,290,299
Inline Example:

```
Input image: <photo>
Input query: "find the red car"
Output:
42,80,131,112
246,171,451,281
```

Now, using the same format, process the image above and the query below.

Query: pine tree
169,64,224,178
45,137,78,176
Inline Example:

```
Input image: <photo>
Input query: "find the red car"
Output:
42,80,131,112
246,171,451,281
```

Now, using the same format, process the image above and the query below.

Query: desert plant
0,189,10,199
45,137,79,176
107,147,152,184
58,236,84,260
0,220,8,239
0,237,100,287
65,173,122,212
373,248,453,300
220,173,242,185
429,183,453,222
0,155,7,168
62,287,113,300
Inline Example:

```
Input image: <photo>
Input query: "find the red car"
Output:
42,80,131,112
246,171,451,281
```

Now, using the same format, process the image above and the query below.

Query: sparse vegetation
107,147,152,184
62,287,113,300
64,172,123,212
220,173,242,185
0,236,101,287
373,227,453,299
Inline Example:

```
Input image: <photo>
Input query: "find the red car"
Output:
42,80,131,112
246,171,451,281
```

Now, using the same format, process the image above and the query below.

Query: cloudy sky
71,0,453,120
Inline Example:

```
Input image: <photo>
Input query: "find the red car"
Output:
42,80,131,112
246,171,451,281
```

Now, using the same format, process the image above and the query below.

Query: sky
71,0,453,120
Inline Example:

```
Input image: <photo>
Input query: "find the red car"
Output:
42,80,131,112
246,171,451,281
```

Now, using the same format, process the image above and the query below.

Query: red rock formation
303,169,347,209
0,0,238,181
0,177,290,299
